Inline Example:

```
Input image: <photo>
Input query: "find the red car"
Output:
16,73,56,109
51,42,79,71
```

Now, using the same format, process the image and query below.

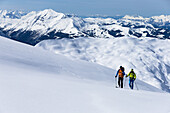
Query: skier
115,66,125,88
126,69,136,89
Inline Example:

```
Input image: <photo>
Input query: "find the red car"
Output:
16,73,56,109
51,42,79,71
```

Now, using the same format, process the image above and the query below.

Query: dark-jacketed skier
115,66,125,88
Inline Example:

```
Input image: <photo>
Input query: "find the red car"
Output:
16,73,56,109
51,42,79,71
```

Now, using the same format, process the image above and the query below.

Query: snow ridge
0,9,169,45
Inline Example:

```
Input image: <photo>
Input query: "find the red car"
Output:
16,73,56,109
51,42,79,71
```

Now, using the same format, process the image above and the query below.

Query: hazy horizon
0,0,170,17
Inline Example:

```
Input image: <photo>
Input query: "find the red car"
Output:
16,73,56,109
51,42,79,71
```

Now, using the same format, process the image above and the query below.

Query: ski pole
135,81,139,90
115,77,117,88
124,77,126,88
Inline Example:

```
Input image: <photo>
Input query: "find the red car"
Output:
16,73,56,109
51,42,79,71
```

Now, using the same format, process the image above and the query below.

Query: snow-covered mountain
149,15,170,28
0,9,169,45
0,10,27,19
0,9,169,92
0,35,170,113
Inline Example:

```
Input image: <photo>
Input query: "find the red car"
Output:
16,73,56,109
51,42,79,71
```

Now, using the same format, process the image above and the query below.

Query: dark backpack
122,67,125,72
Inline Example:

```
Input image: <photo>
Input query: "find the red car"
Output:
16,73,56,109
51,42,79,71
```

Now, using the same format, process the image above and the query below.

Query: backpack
118,69,124,78
130,71,135,78
122,67,125,72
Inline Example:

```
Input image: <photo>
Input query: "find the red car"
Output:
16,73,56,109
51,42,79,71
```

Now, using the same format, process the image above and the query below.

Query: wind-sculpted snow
0,9,169,45
37,37,170,92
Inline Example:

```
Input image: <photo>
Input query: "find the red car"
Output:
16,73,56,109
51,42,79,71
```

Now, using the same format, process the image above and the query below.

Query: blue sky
0,0,170,16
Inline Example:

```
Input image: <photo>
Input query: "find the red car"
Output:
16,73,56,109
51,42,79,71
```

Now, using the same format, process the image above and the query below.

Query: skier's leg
118,77,120,87
121,78,123,88
129,79,131,88
131,80,134,89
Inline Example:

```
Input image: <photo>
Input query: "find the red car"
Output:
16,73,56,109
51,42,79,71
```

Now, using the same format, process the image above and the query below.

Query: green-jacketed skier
126,69,136,89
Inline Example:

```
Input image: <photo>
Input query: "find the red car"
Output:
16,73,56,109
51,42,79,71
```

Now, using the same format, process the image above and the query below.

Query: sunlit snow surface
36,37,170,92
0,36,170,113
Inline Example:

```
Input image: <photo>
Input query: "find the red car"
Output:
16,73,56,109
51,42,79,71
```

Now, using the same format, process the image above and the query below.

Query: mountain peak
0,10,27,19
151,15,170,22
0,10,8,18
37,9,65,17
40,9,57,14
123,15,145,20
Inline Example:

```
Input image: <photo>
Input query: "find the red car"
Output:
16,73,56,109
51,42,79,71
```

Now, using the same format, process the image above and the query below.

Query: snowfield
0,36,170,113
36,37,170,92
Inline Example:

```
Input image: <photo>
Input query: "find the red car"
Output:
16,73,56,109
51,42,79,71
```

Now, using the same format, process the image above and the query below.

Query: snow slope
36,37,170,92
0,36,169,113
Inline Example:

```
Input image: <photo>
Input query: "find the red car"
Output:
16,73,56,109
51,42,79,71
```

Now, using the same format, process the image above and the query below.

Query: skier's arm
134,73,136,79
115,70,119,77
126,72,130,77
123,71,125,76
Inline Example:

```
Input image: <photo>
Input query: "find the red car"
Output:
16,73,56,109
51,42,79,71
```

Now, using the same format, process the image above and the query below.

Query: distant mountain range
0,9,169,45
